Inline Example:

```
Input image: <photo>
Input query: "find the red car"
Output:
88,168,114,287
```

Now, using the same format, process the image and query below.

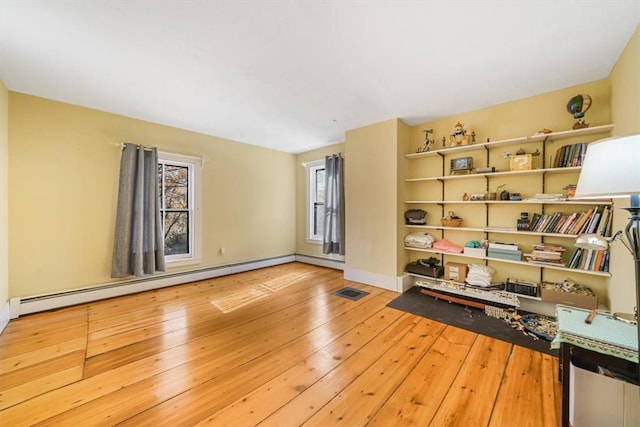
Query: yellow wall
295,142,345,260
0,80,8,312
609,23,640,313
345,118,402,278
396,120,411,276
406,79,613,301
8,93,296,298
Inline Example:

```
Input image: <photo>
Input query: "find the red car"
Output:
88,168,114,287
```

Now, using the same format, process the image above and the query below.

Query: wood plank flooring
0,262,561,426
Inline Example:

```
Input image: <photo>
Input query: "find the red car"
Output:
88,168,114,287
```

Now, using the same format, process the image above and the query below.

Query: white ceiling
1,1,639,154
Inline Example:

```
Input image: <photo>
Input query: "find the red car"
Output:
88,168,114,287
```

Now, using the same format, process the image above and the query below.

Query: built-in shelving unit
403,124,615,312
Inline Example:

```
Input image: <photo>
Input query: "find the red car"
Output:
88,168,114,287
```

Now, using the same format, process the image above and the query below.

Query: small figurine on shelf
417,129,436,153
449,122,473,146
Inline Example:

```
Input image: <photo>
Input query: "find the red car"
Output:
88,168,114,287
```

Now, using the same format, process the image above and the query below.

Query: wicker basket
441,211,463,227
441,218,463,227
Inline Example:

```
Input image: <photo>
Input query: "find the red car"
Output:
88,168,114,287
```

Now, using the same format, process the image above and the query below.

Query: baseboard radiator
9,255,297,318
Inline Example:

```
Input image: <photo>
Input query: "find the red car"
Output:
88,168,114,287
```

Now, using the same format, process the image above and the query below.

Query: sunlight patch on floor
210,288,269,313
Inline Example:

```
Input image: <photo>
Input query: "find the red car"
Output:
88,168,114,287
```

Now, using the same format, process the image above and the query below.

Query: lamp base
613,312,637,325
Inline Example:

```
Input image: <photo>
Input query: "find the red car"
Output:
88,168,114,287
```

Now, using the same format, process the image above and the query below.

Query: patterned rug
387,286,558,356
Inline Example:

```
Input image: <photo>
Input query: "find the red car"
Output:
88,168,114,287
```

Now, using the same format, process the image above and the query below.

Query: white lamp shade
574,134,640,199
575,233,609,250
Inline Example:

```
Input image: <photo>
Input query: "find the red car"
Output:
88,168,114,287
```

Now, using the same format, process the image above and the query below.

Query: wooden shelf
405,224,581,239
403,246,612,277
405,166,582,183
404,199,612,205
405,124,614,159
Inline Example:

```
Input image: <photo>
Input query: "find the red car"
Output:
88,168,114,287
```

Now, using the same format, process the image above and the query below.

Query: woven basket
441,218,463,227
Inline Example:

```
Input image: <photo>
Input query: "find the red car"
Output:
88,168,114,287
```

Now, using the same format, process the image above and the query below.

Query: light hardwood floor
0,262,561,426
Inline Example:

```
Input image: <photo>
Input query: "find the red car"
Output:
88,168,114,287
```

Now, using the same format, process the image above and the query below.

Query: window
305,159,325,243
158,151,202,266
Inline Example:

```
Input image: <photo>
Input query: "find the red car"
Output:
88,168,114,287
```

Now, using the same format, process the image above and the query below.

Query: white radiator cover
9,255,296,318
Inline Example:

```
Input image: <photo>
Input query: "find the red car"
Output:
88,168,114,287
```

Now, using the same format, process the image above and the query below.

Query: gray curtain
323,154,345,255
111,143,166,277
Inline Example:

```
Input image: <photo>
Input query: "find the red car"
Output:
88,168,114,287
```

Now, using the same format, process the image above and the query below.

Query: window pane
315,169,325,203
164,165,189,209
314,203,324,236
158,164,164,207
164,212,189,255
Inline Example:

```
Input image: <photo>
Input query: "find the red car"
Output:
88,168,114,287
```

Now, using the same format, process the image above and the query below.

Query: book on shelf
543,212,563,233
532,242,566,252
529,213,542,231
568,248,582,268
551,214,570,233
569,208,594,235
526,259,567,267
558,211,579,234
585,205,604,234
532,214,551,232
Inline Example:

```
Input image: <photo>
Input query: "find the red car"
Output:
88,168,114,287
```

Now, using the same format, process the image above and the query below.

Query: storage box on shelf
463,247,486,257
540,281,598,309
444,262,468,281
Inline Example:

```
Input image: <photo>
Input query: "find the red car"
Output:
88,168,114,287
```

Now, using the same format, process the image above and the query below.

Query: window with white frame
305,159,325,243
158,151,202,266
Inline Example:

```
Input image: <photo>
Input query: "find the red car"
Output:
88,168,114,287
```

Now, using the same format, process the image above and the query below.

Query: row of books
567,248,610,272
552,142,588,168
529,205,612,236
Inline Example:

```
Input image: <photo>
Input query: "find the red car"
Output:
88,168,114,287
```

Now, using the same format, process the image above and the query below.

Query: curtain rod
120,142,154,151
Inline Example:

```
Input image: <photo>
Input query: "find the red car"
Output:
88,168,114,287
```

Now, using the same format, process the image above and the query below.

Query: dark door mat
334,287,369,301
387,286,558,356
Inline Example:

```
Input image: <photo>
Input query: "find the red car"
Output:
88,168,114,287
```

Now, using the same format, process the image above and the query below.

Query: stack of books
487,242,522,261
524,243,566,267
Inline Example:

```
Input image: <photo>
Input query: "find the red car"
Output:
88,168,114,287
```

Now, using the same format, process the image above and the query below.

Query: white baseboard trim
398,274,413,293
0,301,10,334
343,267,403,292
9,255,295,319
295,254,345,271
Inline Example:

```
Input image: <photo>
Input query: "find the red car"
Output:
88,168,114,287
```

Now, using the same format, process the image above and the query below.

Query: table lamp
574,133,640,366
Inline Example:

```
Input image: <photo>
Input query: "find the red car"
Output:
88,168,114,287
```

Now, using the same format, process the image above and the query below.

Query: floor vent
334,287,369,301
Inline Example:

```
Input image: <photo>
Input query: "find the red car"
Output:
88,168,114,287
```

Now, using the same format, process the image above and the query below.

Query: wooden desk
553,305,638,427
